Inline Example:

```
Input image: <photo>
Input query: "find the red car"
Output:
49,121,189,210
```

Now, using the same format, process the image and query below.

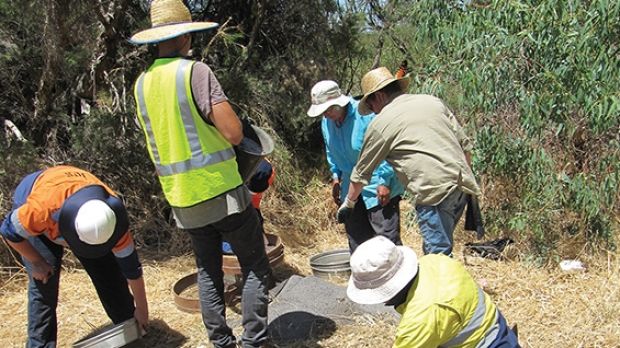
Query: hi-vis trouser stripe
136,60,235,177
440,288,500,348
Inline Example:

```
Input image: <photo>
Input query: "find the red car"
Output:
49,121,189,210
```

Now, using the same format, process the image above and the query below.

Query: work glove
336,197,357,224
331,180,341,206
248,159,273,193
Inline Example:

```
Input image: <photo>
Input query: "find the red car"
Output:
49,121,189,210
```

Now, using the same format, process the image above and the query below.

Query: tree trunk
33,0,63,121
243,0,267,67
89,0,132,101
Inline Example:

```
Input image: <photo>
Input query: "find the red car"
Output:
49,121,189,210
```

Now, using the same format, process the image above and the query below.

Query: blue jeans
23,235,134,348
489,311,521,348
185,205,271,348
416,189,468,256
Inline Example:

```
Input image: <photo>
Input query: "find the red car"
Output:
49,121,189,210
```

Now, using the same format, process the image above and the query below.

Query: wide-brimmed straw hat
129,0,218,45
306,80,350,117
346,236,418,305
357,67,410,115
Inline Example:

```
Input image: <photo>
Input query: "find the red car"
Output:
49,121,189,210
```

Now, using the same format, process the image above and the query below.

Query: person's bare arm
209,101,243,145
6,239,53,283
346,181,364,202
127,277,149,332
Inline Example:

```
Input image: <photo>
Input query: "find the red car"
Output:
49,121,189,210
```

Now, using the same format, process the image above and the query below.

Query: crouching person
0,165,148,347
347,236,519,348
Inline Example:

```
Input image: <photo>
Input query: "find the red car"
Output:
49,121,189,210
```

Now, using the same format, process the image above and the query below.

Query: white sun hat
346,236,418,305
73,199,117,245
306,80,351,117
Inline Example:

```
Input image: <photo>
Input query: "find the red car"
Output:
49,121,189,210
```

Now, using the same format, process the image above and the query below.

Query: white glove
336,197,357,223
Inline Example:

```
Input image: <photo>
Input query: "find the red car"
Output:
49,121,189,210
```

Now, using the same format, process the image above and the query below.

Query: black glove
248,160,273,193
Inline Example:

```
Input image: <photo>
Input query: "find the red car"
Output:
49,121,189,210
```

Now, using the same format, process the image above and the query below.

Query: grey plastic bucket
235,125,274,182
309,249,351,279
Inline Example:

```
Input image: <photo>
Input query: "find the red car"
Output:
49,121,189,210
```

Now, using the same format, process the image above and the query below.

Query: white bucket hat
306,80,350,117
129,0,219,45
346,236,418,305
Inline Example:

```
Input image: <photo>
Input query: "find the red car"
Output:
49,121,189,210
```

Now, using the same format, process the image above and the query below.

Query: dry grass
0,182,619,347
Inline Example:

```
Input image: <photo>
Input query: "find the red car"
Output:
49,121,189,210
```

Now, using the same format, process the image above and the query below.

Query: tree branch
204,17,233,56
387,31,414,65
244,0,267,66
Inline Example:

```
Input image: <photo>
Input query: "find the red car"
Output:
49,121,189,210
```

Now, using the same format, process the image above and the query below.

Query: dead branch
2,118,27,142
387,31,414,66
366,0,400,69
204,17,234,56
371,35,384,70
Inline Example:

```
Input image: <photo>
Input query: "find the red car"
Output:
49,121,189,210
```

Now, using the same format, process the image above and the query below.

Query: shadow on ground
269,311,337,348
74,319,187,348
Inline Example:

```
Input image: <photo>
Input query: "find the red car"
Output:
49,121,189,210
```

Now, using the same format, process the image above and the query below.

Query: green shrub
374,0,619,257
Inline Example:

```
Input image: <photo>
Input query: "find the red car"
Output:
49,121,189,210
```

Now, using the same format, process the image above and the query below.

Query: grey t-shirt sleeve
191,62,228,123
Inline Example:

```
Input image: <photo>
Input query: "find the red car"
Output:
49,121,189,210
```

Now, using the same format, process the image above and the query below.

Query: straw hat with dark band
129,0,219,45
358,67,410,115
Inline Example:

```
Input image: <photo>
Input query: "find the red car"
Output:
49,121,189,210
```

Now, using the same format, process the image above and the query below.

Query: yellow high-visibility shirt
394,254,497,348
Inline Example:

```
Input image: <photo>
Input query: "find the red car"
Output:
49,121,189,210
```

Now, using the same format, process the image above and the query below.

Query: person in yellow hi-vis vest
129,1,271,347
347,236,520,348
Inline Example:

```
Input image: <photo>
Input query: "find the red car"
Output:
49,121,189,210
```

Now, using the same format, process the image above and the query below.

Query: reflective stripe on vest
440,288,499,348
135,58,242,207
475,309,500,348
135,60,236,177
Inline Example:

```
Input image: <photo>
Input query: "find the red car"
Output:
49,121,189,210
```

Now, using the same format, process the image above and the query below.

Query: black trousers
344,196,402,252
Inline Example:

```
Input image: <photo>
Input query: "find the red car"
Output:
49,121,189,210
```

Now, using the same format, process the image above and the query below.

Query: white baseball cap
306,80,350,117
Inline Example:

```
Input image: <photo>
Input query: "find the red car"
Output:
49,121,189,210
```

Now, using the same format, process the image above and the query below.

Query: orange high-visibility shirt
16,166,133,253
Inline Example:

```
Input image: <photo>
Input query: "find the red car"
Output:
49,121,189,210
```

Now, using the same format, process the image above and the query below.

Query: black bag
464,238,514,260
464,194,485,239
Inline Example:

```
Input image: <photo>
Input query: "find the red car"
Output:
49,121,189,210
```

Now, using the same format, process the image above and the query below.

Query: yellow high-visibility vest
134,58,242,207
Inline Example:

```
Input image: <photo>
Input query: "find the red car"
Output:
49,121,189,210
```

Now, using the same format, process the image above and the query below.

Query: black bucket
235,125,274,182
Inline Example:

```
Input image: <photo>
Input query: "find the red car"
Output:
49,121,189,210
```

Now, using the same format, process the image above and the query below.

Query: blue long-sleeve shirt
321,98,405,209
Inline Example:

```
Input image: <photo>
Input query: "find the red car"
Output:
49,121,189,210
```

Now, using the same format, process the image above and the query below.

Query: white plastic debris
559,259,586,272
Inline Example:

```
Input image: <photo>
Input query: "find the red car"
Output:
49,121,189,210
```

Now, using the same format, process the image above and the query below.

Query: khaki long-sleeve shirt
350,94,480,206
